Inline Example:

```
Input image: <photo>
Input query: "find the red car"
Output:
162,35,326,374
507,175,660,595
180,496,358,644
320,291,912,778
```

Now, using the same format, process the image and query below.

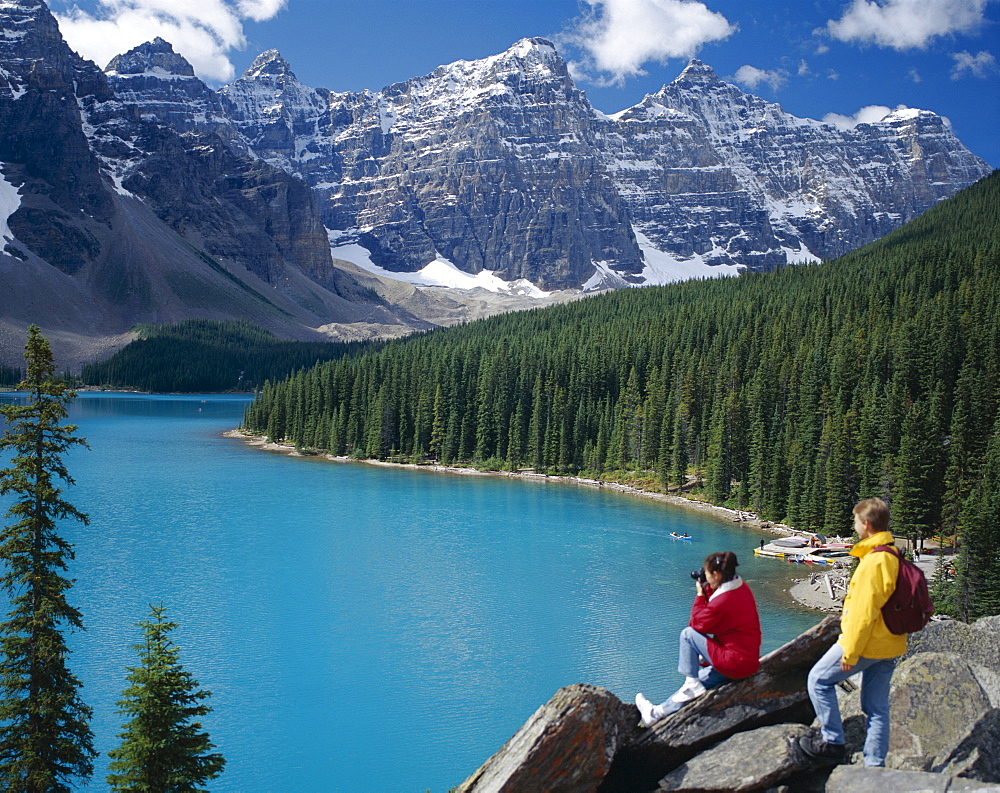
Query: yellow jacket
837,530,908,665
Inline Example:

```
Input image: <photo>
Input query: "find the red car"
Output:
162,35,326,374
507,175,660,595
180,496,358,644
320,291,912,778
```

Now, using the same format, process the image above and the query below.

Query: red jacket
690,577,762,679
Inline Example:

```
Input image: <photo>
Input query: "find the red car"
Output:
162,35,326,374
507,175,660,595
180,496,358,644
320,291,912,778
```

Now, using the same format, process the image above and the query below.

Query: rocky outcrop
456,614,1000,793
600,615,841,791
455,684,639,793
904,615,1000,706
887,653,991,768
932,708,1000,782
654,723,814,792
825,764,1000,792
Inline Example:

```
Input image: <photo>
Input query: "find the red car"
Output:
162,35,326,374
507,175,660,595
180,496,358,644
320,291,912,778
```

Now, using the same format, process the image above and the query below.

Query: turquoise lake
0,392,821,791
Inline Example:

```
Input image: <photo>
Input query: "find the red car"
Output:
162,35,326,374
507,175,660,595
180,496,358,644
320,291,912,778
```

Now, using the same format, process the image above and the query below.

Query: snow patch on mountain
329,232,550,296
632,229,744,284
0,166,21,241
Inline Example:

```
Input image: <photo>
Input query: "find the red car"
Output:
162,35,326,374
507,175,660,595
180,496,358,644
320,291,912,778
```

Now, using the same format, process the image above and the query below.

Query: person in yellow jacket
799,497,906,767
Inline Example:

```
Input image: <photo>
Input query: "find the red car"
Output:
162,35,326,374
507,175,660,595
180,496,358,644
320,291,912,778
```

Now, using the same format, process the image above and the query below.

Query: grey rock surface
906,617,1000,706
932,708,1000,783
890,652,991,768
656,723,812,792
601,616,841,793
455,683,639,793
825,763,1000,792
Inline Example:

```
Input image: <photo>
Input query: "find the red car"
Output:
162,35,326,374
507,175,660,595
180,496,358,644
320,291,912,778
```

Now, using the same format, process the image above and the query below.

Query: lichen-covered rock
655,723,812,792
906,617,1000,706
932,708,1000,783
889,652,990,769
455,683,639,793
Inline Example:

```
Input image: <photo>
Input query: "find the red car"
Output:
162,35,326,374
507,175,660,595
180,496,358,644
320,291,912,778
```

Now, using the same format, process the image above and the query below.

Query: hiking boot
798,733,847,765
635,692,657,727
669,678,706,704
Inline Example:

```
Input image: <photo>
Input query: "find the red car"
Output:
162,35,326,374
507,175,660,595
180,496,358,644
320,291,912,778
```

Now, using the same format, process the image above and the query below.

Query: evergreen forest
243,172,1000,618
80,320,376,392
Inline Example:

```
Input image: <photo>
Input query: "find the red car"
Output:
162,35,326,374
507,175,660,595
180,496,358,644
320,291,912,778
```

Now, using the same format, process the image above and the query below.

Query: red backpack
873,545,934,634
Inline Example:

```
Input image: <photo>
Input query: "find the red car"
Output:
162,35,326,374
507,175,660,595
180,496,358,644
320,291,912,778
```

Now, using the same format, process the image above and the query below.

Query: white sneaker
635,692,657,727
669,678,706,704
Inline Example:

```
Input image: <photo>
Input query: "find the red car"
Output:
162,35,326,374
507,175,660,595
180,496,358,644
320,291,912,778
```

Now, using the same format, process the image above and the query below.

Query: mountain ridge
1,1,993,367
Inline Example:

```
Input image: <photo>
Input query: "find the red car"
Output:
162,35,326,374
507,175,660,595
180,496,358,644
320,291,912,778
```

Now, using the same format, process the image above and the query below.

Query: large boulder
654,723,813,792
600,616,841,792
455,683,639,793
905,616,1000,706
825,763,1000,792
838,650,991,769
932,708,1000,783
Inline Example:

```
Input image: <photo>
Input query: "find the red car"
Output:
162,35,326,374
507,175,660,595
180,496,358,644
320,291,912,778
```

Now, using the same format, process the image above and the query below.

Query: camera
690,568,707,584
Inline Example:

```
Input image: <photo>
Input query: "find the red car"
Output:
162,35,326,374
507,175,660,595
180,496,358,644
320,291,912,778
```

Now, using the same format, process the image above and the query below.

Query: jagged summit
105,37,195,77
242,49,296,82
671,58,724,87
505,37,559,61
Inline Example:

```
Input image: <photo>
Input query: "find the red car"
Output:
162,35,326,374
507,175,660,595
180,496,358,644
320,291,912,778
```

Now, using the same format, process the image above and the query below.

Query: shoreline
223,429,856,612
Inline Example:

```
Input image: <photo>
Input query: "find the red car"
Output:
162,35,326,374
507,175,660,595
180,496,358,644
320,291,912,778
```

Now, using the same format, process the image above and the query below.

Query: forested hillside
80,321,376,392
244,172,1000,618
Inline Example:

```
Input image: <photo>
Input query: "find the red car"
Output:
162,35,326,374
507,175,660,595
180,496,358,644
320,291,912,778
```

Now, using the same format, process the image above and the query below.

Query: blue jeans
807,642,897,767
653,626,729,718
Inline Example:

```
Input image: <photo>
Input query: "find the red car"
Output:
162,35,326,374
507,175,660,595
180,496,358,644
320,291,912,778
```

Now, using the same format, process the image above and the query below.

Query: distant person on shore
799,497,906,767
635,551,762,726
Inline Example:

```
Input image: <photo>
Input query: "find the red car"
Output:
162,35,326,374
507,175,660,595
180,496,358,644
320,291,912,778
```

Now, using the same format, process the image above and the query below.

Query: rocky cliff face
1,7,417,367
1,0,994,365
210,41,990,289
220,39,644,290
600,60,991,273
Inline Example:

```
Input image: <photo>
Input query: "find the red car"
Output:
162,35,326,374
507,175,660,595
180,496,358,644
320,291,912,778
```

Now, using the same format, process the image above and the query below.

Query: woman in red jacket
635,551,762,726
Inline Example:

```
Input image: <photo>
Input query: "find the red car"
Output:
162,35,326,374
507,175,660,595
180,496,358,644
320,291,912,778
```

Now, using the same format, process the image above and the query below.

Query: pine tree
0,325,95,791
107,604,225,792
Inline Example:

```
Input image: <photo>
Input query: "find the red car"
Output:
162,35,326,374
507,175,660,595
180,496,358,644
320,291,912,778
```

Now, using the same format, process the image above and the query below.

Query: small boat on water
669,532,693,541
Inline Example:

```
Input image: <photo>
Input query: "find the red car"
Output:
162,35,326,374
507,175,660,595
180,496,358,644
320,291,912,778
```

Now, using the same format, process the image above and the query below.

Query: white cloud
950,49,999,78
797,59,811,76
825,0,988,50
908,66,922,82
563,0,735,86
54,0,287,82
823,104,896,129
734,64,787,91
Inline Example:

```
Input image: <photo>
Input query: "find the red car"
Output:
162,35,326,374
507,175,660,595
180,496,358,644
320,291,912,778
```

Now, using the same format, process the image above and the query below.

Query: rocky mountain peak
243,49,296,82
105,37,195,77
671,58,724,87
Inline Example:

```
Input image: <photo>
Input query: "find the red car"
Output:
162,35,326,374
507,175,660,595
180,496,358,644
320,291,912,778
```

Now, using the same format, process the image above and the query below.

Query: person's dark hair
704,551,739,582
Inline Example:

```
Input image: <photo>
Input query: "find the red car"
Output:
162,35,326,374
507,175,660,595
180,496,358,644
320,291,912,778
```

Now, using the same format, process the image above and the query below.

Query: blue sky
50,0,999,166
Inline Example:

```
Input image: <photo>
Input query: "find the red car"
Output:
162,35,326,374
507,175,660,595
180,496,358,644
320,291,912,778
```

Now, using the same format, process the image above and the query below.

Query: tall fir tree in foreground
0,325,95,791
107,604,225,792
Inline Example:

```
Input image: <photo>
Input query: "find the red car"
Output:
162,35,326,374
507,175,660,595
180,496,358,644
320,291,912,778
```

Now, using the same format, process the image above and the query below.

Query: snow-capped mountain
1,0,421,368
209,38,990,290
0,0,993,364
602,59,990,274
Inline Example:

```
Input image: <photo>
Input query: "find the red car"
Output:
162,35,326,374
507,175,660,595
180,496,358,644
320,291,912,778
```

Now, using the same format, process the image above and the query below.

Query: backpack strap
873,544,899,556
